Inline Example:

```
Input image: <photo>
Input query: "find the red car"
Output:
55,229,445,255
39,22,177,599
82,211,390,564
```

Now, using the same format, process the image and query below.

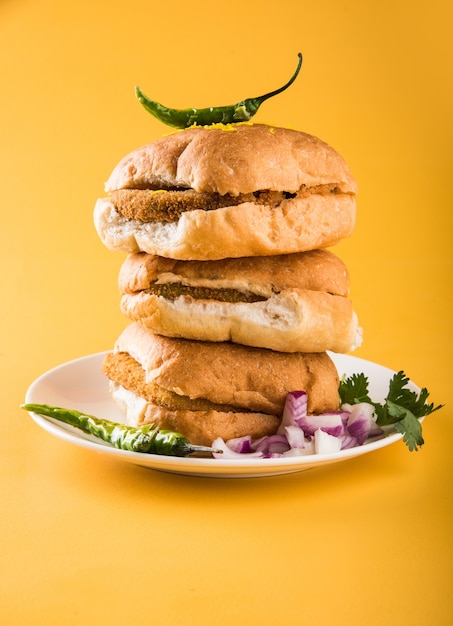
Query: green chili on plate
22,403,220,456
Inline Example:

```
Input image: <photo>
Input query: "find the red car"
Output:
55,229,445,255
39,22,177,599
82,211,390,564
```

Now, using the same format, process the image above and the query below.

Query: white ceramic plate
24,352,419,478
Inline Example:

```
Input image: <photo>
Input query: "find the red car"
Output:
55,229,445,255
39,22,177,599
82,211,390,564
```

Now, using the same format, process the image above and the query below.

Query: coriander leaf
403,385,443,417
387,371,423,411
339,373,372,405
387,371,443,416
387,371,410,402
339,369,442,452
376,372,443,451
390,407,424,452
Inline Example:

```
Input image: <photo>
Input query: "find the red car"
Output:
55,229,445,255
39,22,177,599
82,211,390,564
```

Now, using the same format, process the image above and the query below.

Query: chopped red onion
281,447,312,457
254,434,290,456
285,425,306,449
267,441,291,456
345,403,380,445
223,435,254,454
297,412,345,438
212,391,388,460
211,437,263,459
339,434,359,449
314,429,342,454
277,391,308,434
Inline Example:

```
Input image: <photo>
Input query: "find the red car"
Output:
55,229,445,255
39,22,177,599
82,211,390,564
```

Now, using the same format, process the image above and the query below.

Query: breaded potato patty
146,282,267,303
109,184,340,223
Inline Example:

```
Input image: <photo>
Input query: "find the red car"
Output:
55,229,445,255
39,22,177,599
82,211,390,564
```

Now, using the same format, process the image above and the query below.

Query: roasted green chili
22,403,220,456
135,53,303,129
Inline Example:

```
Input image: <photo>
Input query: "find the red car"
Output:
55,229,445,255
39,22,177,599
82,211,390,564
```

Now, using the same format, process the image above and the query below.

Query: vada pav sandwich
117,249,362,353
102,322,341,447
93,123,358,261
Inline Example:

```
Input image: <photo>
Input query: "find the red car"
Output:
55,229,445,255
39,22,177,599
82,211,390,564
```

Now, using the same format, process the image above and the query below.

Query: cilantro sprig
339,371,443,451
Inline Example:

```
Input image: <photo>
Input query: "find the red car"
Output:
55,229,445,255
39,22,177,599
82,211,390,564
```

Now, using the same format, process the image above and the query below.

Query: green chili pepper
21,403,220,456
135,53,303,129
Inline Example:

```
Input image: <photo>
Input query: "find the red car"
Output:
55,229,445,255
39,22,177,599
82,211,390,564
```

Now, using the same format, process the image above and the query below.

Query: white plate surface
24,352,418,478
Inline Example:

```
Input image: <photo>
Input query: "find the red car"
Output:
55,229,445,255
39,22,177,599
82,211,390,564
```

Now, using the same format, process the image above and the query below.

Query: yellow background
1,0,452,624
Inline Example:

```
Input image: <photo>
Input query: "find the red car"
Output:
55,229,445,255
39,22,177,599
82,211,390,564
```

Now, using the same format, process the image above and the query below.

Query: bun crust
141,403,279,448
118,249,350,297
117,251,361,353
109,382,280,448
111,322,340,415
105,123,358,196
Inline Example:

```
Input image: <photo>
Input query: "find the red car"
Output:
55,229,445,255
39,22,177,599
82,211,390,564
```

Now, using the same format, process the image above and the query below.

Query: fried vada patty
110,184,341,223
146,282,267,303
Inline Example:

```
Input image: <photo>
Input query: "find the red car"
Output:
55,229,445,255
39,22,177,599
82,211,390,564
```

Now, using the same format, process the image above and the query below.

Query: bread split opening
110,184,344,223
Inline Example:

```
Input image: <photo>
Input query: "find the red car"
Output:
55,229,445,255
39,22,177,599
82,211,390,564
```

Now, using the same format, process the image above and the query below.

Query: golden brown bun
112,322,340,412
102,322,341,445
110,383,280,448
146,401,279,448
119,249,350,297
117,250,362,353
104,124,358,196
94,124,357,260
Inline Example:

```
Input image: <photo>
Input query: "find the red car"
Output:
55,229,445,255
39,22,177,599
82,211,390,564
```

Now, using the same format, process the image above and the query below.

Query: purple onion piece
285,425,306,449
254,434,289,455
211,437,263,459
297,412,345,437
340,435,359,449
314,429,343,454
224,435,254,454
277,390,308,434
345,403,375,445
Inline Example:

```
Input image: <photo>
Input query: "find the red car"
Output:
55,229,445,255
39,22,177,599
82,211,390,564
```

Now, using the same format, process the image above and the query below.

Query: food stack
93,123,362,448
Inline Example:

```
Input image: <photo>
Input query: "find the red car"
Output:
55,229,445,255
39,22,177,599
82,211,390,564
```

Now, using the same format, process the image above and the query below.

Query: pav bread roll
102,322,341,447
117,249,362,353
94,123,357,260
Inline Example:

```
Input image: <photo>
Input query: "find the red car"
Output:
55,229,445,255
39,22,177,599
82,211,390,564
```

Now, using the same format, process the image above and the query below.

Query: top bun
94,123,357,260
105,123,357,196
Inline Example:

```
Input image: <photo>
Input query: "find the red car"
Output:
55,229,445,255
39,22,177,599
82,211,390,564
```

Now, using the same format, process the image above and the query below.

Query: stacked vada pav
94,122,362,448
